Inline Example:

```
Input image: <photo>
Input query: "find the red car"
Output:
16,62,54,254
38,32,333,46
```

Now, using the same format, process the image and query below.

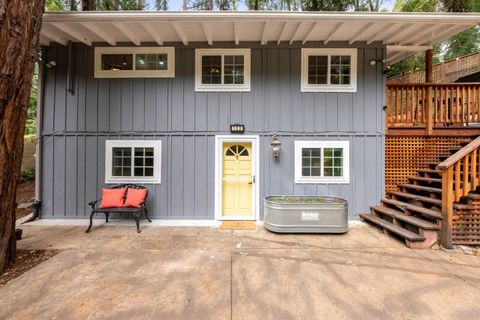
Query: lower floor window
295,141,349,184
105,140,161,184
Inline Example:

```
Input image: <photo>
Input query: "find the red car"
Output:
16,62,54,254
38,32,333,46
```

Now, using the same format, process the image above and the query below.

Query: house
36,12,480,242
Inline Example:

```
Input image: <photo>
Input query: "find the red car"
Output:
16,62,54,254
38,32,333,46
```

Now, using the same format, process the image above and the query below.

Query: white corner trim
294,140,350,184
94,46,175,78
105,140,162,184
214,135,260,221
195,48,251,92
301,48,357,93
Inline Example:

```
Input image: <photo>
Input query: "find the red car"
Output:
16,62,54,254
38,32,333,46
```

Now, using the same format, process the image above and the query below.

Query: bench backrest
111,184,149,202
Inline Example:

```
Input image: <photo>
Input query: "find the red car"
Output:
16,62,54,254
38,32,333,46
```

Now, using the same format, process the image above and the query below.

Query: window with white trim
105,140,162,184
195,49,251,91
295,141,349,184
301,48,357,92
94,47,175,78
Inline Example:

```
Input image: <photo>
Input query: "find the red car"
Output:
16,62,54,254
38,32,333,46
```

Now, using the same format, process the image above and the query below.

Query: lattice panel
453,202,480,245
385,136,471,192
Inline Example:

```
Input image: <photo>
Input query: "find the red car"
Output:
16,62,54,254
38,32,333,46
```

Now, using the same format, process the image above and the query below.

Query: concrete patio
1,222,479,320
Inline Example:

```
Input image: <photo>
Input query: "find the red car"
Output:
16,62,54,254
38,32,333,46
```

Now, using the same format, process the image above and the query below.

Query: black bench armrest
88,199,101,210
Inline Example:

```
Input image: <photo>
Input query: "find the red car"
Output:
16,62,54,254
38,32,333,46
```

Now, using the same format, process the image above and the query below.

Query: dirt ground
0,180,41,289
0,250,58,288
16,180,35,219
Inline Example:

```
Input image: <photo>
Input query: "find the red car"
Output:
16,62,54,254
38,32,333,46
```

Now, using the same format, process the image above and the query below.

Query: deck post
441,166,453,249
425,49,433,135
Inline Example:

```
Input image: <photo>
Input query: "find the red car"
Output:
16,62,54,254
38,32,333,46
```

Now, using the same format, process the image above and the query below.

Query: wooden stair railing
436,136,480,248
386,83,480,135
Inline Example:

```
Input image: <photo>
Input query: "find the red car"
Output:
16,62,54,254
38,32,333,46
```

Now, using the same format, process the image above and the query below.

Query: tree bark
0,0,44,273
81,0,96,10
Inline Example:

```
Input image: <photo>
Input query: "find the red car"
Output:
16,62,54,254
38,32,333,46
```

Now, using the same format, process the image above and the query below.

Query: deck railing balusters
387,83,480,133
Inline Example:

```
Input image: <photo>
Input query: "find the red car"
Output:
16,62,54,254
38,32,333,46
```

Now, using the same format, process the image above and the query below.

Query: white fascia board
43,11,480,25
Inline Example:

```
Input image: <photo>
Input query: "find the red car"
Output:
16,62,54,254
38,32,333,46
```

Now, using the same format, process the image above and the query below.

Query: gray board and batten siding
40,41,386,220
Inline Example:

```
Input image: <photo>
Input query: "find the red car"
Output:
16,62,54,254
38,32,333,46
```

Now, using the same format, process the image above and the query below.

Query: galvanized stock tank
264,196,348,233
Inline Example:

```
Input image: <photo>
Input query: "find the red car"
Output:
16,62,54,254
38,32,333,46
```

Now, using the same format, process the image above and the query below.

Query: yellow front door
222,142,253,218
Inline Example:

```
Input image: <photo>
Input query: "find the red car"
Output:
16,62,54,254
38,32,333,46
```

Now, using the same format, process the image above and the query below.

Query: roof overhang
40,11,480,64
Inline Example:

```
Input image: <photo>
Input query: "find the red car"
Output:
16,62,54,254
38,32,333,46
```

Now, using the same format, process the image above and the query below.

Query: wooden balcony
386,83,480,136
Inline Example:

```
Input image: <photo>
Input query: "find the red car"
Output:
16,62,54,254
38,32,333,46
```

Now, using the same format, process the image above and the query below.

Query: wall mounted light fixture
369,59,384,66
271,135,281,158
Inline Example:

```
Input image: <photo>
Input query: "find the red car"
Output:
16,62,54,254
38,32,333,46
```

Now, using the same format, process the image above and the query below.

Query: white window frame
294,140,350,184
195,48,251,92
94,47,175,78
105,140,162,184
301,48,357,93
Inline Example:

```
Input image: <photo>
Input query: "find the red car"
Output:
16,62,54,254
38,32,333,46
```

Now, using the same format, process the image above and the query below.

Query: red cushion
124,188,147,208
99,188,126,208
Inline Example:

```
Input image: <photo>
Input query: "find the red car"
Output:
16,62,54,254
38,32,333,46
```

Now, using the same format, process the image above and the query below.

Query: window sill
105,178,161,184
294,178,349,184
195,86,251,92
301,86,357,93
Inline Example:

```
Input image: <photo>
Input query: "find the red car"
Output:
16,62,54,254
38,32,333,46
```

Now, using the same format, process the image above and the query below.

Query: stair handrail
436,136,480,248
437,137,480,171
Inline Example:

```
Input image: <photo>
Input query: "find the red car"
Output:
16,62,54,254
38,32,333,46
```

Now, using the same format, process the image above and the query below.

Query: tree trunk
81,0,96,10
0,0,44,274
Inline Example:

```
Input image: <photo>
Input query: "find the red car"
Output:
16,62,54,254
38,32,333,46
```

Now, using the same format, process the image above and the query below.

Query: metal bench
86,184,151,233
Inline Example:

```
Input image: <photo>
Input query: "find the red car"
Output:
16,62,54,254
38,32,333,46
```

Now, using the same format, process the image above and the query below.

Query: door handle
249,175,255,184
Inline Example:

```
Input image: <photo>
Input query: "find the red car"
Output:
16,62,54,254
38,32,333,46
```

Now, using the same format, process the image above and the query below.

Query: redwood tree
81,0,96,10
0,0,45,273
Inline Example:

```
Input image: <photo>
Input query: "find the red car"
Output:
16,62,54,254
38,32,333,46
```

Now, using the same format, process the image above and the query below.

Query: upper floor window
94,47,175,78
105,140,162,184
195,49,251,92
301,48,357,92
294,141,349,184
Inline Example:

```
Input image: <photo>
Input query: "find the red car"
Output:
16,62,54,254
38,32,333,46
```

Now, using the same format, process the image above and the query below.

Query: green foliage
26,65,38,136
393,0,438,11
389,0,480,78
45,0,78,11
97,0,146,10
19,169,36,183
443,27,480,61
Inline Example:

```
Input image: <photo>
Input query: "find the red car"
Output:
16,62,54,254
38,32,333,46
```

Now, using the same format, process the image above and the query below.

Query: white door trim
214,135,260,221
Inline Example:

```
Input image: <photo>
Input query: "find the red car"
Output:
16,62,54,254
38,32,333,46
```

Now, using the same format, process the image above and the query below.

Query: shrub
19,168,35,183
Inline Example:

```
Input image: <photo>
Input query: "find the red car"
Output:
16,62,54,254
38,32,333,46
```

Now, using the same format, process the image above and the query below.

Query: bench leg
144,208,152,223
134,212,141,233
86,211,95,233
105,212,109,223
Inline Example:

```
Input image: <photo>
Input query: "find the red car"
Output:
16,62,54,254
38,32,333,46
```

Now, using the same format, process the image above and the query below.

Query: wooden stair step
371,206,440,230
459,140,472,147
381,198,443,220
398,183,442,193
418,169,442,175
360,213,426,242
388,190,442,206
408,176,442,184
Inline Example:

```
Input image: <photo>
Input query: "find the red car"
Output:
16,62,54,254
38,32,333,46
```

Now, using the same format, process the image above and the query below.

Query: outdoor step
449,147,462,154
381,198,443,220
388,190,442,206
418,169,442,175
371,206,440,230
359,213,426,242
459,140,472,147
398,183,442,193
408,176,442,184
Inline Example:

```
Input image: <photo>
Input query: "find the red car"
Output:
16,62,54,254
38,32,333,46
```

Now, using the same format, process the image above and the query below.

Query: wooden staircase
361,140,476,249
